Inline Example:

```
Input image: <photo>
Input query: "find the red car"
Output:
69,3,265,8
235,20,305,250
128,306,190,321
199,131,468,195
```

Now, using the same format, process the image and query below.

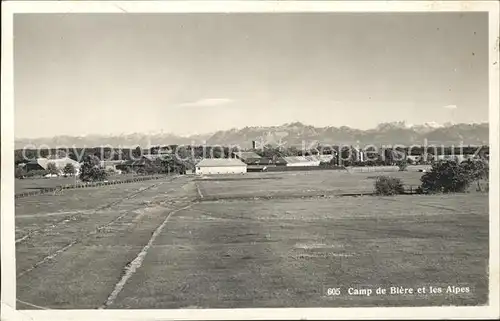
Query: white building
283,156,321,167
35,157,81,176
100,160,125,171
195,158,247,175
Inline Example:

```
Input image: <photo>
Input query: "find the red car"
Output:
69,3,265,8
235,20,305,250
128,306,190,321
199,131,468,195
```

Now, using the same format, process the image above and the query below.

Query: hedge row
14,175,166,199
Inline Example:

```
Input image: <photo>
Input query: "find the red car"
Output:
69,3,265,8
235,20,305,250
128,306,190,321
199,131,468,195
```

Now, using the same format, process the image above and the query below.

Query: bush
15,167,26,179
374,176,405,195
419,160,471,194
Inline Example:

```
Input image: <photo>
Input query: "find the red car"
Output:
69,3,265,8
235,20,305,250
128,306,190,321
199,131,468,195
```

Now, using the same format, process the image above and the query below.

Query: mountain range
15,121,489,149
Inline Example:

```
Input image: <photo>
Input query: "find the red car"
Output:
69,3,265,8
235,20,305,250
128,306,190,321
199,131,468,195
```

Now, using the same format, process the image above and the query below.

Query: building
232,151,262,164
282,156,321,167
24,157,81,175
100,160,125,171
243,157,282,166
313,155,335,164
24,160,45,172
247,165,270,172
195,158,247,175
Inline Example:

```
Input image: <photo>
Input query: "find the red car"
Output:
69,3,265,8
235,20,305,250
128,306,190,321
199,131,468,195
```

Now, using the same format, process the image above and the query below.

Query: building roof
196,158,247,167
282,156,322,164
100,160,125,166
247,165,271,170
232,151,262,160
246,157,273,165
247,164,273,168
36,157,80,170
311,155,334,163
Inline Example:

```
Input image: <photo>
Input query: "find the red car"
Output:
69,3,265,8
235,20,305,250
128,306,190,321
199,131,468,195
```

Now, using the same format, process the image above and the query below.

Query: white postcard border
1,1,499,320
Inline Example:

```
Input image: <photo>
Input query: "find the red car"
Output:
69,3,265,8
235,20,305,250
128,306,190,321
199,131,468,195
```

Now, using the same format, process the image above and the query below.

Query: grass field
15,169,489,309
196,170,427,199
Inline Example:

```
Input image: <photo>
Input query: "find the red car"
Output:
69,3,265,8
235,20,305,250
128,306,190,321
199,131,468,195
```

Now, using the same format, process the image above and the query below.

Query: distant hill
15,121,489,149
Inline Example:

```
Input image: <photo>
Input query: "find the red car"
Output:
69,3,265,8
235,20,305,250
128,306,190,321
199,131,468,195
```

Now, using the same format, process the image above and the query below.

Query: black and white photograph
1,1,499,320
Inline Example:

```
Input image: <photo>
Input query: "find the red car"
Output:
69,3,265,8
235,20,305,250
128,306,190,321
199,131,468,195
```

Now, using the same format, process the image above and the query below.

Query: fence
14,175,167,199
250,165,413,173
404,185,419,194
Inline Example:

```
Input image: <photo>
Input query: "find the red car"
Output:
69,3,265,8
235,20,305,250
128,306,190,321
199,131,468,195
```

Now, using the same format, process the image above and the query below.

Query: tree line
15,144,488,165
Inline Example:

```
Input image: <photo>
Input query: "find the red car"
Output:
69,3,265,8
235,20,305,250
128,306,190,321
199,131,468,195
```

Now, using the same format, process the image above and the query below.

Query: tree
383,149,396,165
15,166,26,179
120,165,131,174
460,159,489,191
419,160,471,194
397,160,408,171
14,150,26,165
176,146,191,160
68,152,79,162
374,176,405,195
150,145,160,155
144,160,163,175
47,162,59,175
63,163,76,176
328,155,339,166
79,155,107,182
339,147,354,165
132,146,142,159
56,149,67,158
40,149,50,158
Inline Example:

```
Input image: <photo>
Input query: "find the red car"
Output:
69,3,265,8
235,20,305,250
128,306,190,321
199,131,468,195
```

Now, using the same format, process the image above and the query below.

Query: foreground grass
15,171,489,309
111,193,488,308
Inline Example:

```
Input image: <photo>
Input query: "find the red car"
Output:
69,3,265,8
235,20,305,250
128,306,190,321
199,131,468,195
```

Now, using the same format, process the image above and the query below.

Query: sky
14,12,489,138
